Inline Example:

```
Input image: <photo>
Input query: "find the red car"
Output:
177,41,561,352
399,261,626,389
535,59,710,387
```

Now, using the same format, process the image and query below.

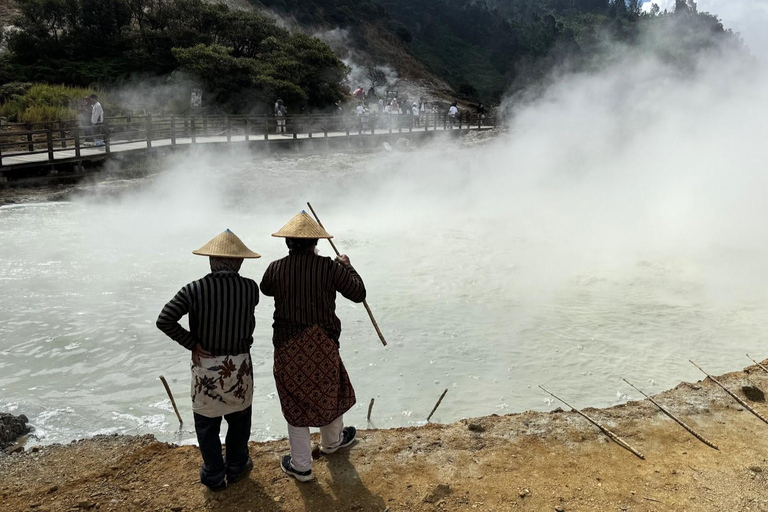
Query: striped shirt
156,272,260,356
260,252,366,346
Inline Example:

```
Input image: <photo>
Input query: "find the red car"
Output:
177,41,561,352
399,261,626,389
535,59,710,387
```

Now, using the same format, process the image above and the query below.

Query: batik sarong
190,352,253,418
273,325,356,427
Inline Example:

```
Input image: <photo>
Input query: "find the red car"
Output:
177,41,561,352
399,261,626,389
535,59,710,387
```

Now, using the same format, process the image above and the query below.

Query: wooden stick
623,378,718,450
306,201,387,346
746,354,768,376
539,386,645,460
689,360,768,426
367,398,375,422
427,389,448,422
159,375,183,425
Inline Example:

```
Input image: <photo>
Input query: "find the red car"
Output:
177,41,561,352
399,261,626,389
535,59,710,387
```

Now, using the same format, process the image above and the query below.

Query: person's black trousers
193,406,252,487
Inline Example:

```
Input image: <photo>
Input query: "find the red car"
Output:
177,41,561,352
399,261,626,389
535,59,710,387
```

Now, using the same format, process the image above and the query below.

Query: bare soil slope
3,362,768,511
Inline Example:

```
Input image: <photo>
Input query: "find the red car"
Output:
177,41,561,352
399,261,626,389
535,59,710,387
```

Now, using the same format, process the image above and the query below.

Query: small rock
749,465,763,473
273,496,283,503
742,386,765,402
170,507,183,512
30,446,40,453
555,507,565,512
467,423,485,433
29,503,41,509
5,446,23,455
424,484,452,503
47,486,58,494
552,407,564,413
519,489,530,498
76,500,95,509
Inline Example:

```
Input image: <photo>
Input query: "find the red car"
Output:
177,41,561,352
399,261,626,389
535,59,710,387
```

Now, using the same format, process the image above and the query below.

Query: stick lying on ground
367,398,375,422
539,385,645,460
427,389,449,423
746,354,768,376
623,378,718,450
689,360,768,426
306,202,387,347
159,375,183,425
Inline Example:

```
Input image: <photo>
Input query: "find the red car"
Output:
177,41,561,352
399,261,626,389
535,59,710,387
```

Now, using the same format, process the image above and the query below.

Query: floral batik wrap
190,352,253,418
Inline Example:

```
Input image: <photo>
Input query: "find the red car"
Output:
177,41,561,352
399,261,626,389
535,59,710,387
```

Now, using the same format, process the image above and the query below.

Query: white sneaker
320,426,357,455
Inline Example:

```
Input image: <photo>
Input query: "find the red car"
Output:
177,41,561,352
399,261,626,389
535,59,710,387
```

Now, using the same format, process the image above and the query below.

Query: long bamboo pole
427,389,449,422
539,386,645,460
689,360,768,426
159,375,183,425
622,378,718,450
306,202,387,346
746,354,768,376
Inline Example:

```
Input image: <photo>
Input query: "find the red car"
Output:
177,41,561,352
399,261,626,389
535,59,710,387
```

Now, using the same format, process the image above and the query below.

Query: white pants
277,118,286,133
287,415,344,472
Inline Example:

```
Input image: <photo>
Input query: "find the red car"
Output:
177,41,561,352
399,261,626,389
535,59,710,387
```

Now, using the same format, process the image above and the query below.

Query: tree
365,65,387,89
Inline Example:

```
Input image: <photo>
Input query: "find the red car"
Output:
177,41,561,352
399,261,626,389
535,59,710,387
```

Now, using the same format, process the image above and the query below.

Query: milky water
2,138,768,446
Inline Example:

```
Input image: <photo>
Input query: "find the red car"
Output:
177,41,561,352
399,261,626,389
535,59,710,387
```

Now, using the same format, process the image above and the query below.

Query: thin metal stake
690,360,768,426
427,389,448,422
367,398,375,422
623,378,718,450
159,375,183,425
539,386,645,460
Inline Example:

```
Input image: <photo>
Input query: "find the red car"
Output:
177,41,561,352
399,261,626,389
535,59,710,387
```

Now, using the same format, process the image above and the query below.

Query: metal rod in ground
427,389,449,423
306,201,387,347
538,386,645,460
623,378,718,450
746,354,768,376
159,375,183,425
689,360,768,426
367,398,375,422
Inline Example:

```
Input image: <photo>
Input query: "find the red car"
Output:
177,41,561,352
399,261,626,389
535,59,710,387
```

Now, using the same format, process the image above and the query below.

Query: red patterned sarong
273,325,356,427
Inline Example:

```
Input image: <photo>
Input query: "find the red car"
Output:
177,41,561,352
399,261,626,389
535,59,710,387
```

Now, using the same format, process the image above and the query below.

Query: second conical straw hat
192,229,261,258
272,211,333,239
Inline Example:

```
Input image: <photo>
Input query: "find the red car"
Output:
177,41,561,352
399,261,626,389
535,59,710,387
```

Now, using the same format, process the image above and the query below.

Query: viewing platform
0,112,498,178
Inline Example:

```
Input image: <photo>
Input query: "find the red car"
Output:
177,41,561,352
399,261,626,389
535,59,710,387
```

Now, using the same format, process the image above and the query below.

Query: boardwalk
0,112,497,174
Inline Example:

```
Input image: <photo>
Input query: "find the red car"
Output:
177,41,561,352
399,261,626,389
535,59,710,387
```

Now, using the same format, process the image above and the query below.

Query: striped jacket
260,252,366,346
156,272,259,356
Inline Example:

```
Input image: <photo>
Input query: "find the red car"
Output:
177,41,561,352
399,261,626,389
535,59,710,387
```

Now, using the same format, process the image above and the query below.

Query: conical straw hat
192,229,261,258
272,211,333,239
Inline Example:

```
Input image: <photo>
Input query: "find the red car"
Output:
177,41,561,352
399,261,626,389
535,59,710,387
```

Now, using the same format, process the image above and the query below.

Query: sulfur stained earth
3,363,768,512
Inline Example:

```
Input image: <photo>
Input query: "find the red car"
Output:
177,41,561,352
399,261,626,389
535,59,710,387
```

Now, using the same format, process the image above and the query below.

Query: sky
642,0,768,58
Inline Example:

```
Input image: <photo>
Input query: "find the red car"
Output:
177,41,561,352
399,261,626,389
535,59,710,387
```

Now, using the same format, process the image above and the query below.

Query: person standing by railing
78,97,93,144
275,99,288,134
448,101,458,129
90,94,104,146
412,102,420,128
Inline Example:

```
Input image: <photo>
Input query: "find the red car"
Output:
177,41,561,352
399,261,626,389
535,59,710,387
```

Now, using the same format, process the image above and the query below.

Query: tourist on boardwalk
275,99,288,134
90,94,104,146
260,212,366,483
476,103,486,125
412,102,420,127
448,101,458,128
78,97,93,144
156,230,261,492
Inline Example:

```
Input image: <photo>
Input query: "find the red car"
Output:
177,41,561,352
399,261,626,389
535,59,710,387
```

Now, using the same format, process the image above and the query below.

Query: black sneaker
227,458,253,485
320,426,357,454
205,480,227,492
280,455,313,483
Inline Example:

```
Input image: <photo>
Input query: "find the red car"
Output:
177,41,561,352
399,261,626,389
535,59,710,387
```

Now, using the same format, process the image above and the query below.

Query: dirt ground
4,363,768,512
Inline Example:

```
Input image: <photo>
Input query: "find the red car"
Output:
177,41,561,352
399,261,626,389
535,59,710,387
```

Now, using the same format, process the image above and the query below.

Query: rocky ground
3,362,768,511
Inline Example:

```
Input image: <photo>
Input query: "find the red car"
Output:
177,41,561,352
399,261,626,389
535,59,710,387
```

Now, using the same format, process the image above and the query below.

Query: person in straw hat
156,229,261,492
260,211,366,482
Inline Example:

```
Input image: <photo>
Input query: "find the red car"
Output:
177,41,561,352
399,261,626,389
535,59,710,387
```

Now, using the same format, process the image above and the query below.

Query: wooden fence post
104,122,110,153
26,122,34,152
264,117,269,140
146,115,153,148
226,116,232,143
245,117,250,142
202,117,208,137
59,122,67,148
46,124,54,161
74,126,81,157
170,116,176,145
191,118,197,143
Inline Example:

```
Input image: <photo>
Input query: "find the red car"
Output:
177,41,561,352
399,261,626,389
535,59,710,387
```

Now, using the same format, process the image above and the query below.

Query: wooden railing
0,111,497,166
